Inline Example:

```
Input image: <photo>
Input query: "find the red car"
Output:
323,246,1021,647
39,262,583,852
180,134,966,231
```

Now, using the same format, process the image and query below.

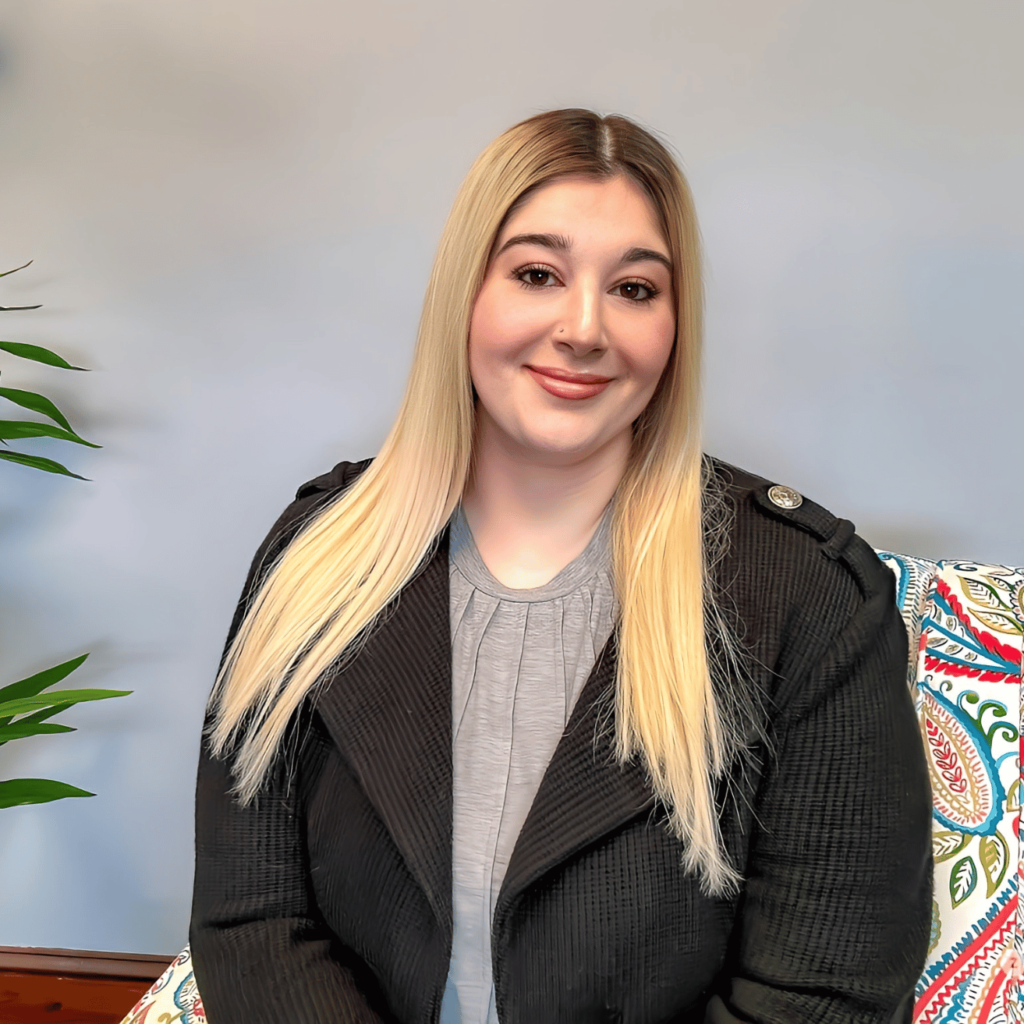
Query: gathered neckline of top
449,502,615,604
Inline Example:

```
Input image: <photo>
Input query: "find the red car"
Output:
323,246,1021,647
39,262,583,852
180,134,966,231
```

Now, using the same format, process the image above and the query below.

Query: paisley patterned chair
878,553,1024,1023
119,553,1024,1024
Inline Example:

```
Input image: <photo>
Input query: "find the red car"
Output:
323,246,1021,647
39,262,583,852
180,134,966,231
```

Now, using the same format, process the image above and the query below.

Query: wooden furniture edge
0,946,176,981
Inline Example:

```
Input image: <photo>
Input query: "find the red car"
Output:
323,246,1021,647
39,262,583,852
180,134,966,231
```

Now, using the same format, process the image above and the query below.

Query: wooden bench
0,947,175,1024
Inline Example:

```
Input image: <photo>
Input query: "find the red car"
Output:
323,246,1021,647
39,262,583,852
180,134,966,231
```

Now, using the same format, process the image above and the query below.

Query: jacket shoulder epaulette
295,457,373,501
709,457,855,562
710,455,895,604
748,483,855,561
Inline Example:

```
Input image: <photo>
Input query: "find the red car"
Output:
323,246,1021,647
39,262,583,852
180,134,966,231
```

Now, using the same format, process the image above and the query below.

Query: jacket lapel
493,633,657,934
314,530,657,940
314,530,455,932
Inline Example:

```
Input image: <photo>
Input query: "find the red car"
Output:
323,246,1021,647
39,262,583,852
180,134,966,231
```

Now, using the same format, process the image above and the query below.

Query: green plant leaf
0,720,76,743
0,654,89,705
0,386,74,432
0,420,100,448
0,688,132,719
0,450,87,479
0,705,67,734
0,778,94,808
0,340,86,370
0,260,33,279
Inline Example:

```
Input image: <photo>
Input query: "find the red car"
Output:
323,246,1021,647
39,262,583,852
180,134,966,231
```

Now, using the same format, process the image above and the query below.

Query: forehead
498,175,667,247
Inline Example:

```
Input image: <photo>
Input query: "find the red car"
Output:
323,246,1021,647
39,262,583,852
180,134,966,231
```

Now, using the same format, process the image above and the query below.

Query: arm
706,542,933,1024
190,460,390,1023
190,715,391,1024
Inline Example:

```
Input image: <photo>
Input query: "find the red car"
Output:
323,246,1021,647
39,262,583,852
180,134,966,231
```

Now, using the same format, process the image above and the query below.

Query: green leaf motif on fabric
1008,779,1021,812
961,577,1007,611
932,830,970,863
983,574,1013,594
950,856,978,907
979,833,1010,897
971,608,1022,637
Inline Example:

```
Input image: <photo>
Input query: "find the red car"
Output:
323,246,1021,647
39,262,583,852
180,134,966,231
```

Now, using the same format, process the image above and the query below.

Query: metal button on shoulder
767,484,803,509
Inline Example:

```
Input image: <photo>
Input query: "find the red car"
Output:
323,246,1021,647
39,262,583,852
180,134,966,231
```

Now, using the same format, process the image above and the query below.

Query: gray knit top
438,503,618,1024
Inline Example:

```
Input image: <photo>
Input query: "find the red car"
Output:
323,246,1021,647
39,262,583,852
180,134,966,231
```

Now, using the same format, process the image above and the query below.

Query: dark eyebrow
493,233,672,273
493,232,572,258
619,246,672,273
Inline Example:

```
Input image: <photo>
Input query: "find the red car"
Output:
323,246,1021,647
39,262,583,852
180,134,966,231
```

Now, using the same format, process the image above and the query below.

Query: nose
556,277,605,356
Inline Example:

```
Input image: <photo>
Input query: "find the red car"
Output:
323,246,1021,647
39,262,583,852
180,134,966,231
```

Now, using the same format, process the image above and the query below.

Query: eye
514,264,561,289
613,280,658,303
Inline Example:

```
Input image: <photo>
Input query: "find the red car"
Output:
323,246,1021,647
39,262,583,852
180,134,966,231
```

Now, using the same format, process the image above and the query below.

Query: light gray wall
0,0,1020,954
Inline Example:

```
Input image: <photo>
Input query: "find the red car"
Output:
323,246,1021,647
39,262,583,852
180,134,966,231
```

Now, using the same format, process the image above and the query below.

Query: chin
515,429,609,462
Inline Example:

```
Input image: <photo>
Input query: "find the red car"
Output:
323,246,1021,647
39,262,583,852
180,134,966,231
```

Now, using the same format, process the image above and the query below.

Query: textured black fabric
190,457,933,1024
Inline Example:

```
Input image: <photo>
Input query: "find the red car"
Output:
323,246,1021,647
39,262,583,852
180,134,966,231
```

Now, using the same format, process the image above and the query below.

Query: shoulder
703,456,901,705
268,457,374,546
293,457,375,504
234,458,374,608
705,455,891,601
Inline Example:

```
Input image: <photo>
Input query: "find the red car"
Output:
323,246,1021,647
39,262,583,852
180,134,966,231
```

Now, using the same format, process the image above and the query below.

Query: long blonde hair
206,109,760,896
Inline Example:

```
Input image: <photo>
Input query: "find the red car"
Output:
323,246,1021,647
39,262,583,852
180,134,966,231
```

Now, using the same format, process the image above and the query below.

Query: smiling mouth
525,366,613,400
526,365,613,384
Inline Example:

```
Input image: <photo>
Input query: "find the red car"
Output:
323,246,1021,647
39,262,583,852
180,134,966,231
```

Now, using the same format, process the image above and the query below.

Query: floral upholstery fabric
119,944,204,1022
121,553,1024,1024
879,553,1024,1023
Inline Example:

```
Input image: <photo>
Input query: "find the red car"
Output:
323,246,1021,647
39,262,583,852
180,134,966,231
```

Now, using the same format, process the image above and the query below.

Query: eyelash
512,264,660,304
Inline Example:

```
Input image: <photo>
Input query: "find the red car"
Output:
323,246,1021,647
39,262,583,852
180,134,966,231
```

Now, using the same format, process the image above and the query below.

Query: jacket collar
313,528,656,939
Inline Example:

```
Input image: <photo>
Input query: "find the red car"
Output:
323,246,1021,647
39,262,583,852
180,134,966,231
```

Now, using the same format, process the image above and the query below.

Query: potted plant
0,260,130,808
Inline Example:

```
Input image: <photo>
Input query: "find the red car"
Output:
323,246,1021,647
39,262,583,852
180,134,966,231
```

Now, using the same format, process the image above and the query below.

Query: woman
190,109,933,1024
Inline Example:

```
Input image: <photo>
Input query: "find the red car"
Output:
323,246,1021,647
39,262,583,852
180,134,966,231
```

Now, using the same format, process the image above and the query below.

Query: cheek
631,315,677,387
467,291,513,391
469,287,536,371
468,289,503,361
656,325,677,379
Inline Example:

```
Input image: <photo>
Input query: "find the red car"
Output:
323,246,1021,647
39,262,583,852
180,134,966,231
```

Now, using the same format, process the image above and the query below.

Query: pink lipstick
526,365,612,400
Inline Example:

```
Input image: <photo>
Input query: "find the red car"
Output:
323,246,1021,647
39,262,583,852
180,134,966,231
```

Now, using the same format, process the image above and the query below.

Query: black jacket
190,457,933,1024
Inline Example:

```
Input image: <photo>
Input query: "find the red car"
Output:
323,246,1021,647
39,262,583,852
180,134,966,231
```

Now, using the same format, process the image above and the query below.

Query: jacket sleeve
190,718,391,1024
705,538,934,1024
189,464,391,1024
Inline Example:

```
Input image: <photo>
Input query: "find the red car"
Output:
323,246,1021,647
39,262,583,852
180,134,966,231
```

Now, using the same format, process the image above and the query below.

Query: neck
460,412,630,589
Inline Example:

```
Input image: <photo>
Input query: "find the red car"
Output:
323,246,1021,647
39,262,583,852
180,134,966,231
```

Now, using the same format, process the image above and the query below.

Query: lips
525,365,613,400
528,365,612,384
